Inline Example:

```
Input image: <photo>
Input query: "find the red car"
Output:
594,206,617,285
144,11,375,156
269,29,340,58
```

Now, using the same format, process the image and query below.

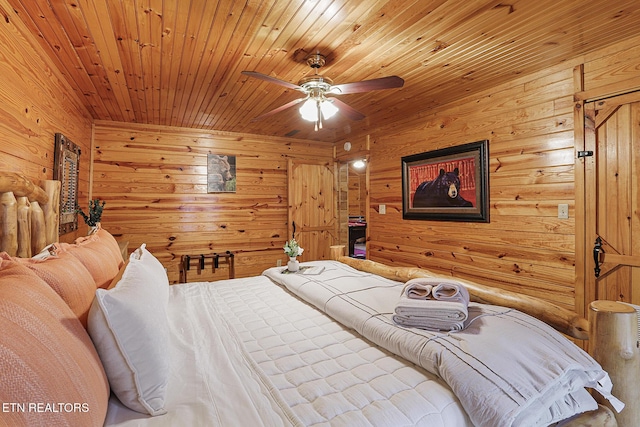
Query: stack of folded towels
392,277,470,332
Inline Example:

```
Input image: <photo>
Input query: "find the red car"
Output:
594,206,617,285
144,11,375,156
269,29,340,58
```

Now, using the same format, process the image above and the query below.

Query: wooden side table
179,251,235,283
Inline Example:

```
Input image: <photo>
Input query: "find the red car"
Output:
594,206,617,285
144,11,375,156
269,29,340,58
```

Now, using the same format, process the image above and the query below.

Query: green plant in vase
77,199,106,231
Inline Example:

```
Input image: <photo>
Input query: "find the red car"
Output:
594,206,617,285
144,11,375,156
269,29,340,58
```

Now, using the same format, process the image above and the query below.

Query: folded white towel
394,278,470,331
393,298,468,331
402,278,470,304
405,282,433,299
393,314,466,331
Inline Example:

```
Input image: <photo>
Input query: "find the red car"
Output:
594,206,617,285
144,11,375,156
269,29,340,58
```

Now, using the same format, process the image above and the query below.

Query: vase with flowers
77,199,106,234
283,238,304,272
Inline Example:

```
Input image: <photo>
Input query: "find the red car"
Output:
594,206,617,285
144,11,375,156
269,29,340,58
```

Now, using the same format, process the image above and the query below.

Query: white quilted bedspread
105,274,472,426
263,261,616,427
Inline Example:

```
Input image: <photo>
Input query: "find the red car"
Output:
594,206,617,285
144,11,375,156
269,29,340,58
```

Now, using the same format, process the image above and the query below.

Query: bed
1,172,637,427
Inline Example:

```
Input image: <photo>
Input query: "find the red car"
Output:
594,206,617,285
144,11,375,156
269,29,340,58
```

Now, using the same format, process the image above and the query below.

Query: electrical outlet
558,204,569,219
276,259,282,267
379,204,386,214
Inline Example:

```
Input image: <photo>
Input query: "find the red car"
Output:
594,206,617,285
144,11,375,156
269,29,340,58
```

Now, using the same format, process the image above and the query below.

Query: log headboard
0,172,60,257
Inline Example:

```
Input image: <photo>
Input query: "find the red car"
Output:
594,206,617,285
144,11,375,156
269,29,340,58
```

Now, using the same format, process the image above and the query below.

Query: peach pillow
7,251,97,328
55,229,123,289
0,255,109,426
89,225,125,267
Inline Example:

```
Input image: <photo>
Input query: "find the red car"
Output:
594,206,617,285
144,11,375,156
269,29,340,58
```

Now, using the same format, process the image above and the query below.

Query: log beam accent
329,245,345,261
0,191,18,256
16,196,32,257
557,405,617,427
0,172,49,205
589,301,640,427
330,245,589,340
31,201,46,254
42,180,60,246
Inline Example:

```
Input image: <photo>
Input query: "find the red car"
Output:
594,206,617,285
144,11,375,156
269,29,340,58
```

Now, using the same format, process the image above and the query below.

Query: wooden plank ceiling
7,0,640,142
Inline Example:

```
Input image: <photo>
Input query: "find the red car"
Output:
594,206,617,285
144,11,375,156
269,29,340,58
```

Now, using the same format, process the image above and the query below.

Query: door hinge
577,150,593,158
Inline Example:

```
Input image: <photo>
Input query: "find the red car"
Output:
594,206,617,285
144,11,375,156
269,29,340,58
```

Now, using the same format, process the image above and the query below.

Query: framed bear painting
401,140,489,222
207,154,236,193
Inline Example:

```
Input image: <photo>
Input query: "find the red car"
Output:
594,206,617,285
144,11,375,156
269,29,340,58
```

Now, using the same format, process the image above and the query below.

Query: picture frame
401,140,489,222
53,133,81,234
207,154,236,193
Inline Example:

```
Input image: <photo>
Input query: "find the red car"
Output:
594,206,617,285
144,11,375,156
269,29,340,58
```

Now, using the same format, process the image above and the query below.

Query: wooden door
288,159,337,261
584,92,640,307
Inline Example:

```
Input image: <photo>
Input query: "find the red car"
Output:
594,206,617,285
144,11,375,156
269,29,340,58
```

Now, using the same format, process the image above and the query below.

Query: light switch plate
558,204,569,219
379,204,386,214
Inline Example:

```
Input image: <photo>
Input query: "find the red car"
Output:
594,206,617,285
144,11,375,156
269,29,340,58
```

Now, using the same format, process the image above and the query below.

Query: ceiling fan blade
241,71,301,90
250,98,306,122
331,76,404,94
331,98,365,121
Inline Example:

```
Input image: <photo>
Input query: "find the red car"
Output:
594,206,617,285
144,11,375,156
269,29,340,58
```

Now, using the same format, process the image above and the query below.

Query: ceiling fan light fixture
299,97,339,122
299,98,319,121
320,99,338,119
243,52,403,127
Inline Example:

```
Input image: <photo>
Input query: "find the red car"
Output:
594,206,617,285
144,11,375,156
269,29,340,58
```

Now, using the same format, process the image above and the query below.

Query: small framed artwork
207,154,236,193
53,133,81,234
401,140,489,222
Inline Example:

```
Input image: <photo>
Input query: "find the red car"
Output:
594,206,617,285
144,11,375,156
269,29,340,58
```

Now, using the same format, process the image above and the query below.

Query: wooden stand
179,252,235,283
589,301,640,427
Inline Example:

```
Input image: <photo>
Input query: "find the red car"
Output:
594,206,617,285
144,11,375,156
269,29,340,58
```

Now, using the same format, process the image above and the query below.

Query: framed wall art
401,140,489,222
207,154,236,193
53,133,81,234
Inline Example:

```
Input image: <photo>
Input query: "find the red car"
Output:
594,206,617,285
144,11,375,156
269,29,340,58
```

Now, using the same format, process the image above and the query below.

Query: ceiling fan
241,53,404,131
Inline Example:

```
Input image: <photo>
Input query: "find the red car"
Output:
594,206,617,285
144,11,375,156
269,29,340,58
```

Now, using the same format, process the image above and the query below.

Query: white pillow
87,244,170,416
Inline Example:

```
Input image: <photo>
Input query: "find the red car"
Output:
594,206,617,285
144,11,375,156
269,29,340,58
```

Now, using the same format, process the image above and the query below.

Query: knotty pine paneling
0,0,92,244
366,66,581,310
10,0,640,142
364,34,640,312
348,165,366,217
92,121,333,282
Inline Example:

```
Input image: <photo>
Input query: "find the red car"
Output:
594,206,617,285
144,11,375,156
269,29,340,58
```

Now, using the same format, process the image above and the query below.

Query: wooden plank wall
92,121,333,282
0,0,92,244
348,165,366,217
337,163,349,247
364,35,640,312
